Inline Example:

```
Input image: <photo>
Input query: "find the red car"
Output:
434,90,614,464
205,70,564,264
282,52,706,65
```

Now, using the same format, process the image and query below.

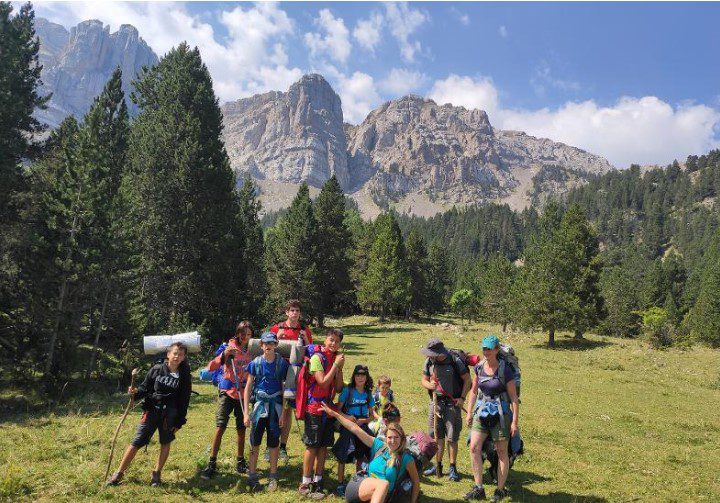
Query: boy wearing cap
420,338,471,482
243,332,290,492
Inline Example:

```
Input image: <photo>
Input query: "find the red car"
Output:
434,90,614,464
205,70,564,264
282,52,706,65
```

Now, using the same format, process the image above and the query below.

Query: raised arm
320,402,374,448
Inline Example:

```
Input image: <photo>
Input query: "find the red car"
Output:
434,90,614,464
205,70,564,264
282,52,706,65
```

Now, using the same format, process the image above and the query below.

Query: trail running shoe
424,462,443,477
299,482,312,496
236,457,248,474
267,477,278,492
106,471,123,486
491,488,509,502
448,465,460,482
200,462,216,479
309,480,327,500
248,476,262,492
464,486,487,500
150,470,161,487
335,483,347,497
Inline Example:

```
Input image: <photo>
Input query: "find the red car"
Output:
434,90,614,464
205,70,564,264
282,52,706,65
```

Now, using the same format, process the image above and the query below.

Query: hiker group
106,299,522,502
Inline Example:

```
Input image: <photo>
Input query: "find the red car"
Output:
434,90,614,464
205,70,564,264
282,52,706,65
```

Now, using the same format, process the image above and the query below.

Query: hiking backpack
385,432,437,502
294,344,334,420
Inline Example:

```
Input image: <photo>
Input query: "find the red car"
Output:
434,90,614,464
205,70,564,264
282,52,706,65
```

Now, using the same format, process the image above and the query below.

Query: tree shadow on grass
341,324,418,337
513,488,608,502
531,337,612,352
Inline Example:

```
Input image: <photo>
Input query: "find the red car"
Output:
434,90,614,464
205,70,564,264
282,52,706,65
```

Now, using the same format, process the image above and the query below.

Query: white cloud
429,75,720,167
304,9,351,64
353,12,384,52
320,66,381,124
34,1,302,103
428,74,500,118
449,7,470,26
384,2,428,63
531,61,580,95
379,68,429,96
499,25,508,38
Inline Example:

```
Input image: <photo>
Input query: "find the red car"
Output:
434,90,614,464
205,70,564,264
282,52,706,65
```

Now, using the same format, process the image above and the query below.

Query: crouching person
107,342,192,487
321,403,420,503
243,331,290,492
200,321,253,478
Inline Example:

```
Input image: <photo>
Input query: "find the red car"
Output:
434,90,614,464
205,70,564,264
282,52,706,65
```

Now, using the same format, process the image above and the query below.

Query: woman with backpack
333,365,377,497
320,402,420,503
464,335,519,502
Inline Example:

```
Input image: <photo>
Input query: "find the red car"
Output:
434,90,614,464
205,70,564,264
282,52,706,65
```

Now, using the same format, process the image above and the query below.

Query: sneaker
264,449,271,462
236,457,248,474
248,476,262,492
335,483,347,497
448,465,460,482
423,462,443,477
310,480,327,500
106,471,123,486
200,462,216,479
299,483,313,496
279,447,289,462
267,477,278,492
150,471,161,487
464,486,486,500
491,488,509,502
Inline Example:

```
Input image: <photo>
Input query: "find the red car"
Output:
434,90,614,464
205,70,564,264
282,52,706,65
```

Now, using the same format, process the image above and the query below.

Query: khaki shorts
427,398,462,443
472,415,510,442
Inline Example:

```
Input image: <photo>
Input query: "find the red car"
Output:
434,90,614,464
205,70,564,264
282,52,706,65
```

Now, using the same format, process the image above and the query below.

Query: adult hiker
107,342,192,487
333,364,377,497
298,328,345,499
320,403,420,503
464,335,519,502
271,299,313,461
243,331,290,492
200,321,253,479
420,338,471,482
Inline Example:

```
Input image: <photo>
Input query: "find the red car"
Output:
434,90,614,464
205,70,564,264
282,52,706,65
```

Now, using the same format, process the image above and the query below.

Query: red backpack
295,344,336,420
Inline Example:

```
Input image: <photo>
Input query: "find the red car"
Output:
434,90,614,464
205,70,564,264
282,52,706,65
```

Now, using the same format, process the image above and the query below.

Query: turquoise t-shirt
368,437,413,492
338,386,375,418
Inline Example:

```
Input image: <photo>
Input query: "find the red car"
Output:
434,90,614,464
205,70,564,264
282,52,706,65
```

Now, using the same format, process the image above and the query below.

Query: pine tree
686,232,720,347
314,176,352,325
358,212,411,320
405,228,428,315
122,43,240,337
266,183,321,321
236,174,266,325
425,240,451,314
480,254,516,332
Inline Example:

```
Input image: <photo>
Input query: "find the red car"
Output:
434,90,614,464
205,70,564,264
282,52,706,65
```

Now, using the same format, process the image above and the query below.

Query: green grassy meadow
1,316,719,502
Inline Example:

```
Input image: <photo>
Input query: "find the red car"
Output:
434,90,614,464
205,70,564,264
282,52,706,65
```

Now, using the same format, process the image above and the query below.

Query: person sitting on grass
373,375,395,415
333,365,377,497
200,321,253,479
299,328,345,499
320,402,420,503
369,402,401,439
107,342,192,487
464,335,519,502
243,331,290,492
270,299,313,462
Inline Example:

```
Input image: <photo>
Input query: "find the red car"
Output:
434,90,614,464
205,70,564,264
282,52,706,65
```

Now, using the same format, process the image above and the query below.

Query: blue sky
32,1,720,167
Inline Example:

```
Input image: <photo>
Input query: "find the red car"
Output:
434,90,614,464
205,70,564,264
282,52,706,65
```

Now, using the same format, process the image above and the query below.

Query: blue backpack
198,343,228,385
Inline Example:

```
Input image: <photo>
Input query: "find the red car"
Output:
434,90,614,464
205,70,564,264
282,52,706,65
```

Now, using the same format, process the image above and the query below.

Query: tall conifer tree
405,228,428,315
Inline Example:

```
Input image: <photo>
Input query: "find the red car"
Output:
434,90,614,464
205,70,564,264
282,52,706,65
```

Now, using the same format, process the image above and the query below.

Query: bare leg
358,477,390,503
436,438,445,465
209,427,225,458
269,447,280,474
237,428,246,458
469,431,488,486
338,462,345,483
249,443,260,474
281,407,292,445
117,445,139,474
448,441,459,465
155,443,171,472
315,447,328,477
495,440,510,490
303,448,317,478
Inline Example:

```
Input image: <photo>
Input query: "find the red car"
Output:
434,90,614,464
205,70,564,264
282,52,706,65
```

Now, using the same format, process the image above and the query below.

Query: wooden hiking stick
103,368,139,483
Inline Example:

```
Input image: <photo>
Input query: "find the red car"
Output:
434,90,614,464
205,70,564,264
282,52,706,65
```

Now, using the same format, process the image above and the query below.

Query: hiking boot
448,465,460,482
310,480,327,500
464,486,486,500
236,457,248,474
248,475,262,492
279,446,289,462
491,488,509,502
150,470,162,487
200,461,216,479
267,477,278,492
424,462,443,477
106,471,123,486
335,483,347,497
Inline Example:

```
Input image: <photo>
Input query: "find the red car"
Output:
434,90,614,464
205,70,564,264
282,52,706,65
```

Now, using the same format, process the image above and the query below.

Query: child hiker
299,328,345,499
270,298,313,461
107,342,192,487
243,331,290,492
373,375,395,415
333,365,377,497
200,321,253,479
369,402,402,439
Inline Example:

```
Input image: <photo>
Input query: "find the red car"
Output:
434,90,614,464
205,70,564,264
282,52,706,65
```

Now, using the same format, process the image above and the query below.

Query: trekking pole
432,393,438,439
103,368,139,484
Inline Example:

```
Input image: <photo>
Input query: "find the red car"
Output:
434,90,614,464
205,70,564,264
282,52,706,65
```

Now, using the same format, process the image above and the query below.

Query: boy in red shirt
270,299,312,460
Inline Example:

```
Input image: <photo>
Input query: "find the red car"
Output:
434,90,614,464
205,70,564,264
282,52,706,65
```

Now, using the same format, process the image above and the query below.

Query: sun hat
420,338,447,358
481,335,500,349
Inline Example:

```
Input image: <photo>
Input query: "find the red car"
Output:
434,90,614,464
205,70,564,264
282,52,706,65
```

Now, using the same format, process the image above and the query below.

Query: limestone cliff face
221,74,350,189
35,19,158,127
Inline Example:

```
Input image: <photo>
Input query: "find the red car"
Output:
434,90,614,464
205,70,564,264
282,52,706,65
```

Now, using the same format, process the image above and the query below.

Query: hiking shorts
345,474,369,503
428,399,462,443
283,398,296,410
303,413,335,448
250,417,280,448
131,407,177,447
216,392,245,430
472,415,510,442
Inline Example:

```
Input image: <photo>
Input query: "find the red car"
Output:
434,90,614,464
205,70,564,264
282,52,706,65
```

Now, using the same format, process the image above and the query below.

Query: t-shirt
375,391,392,411
246,356,289,395
368,437,414,492
475,361,515,398
309,353,327,373
423,353,469,399
337,387,375,418
271,322,313,344
307,352,336,415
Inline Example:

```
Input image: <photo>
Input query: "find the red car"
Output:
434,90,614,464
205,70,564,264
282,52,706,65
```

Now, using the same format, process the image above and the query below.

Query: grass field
1,315,720,502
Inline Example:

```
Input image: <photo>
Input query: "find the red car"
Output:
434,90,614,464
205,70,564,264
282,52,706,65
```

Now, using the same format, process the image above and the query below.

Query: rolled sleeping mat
143,331,201,355
247,338,298,359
